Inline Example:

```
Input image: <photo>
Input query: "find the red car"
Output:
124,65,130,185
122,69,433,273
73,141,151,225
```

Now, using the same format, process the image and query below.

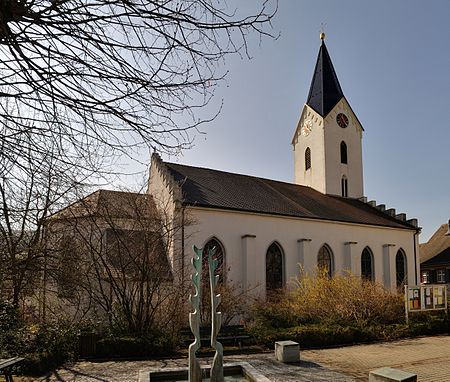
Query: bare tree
0,0,277,171
44,189,191,336
0,126,92,307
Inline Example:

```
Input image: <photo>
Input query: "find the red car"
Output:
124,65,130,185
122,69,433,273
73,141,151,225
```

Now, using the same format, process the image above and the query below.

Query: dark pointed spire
306,36,344,117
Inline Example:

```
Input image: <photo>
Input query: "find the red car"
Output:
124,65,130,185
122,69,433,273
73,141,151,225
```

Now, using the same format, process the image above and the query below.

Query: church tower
292,34,364,198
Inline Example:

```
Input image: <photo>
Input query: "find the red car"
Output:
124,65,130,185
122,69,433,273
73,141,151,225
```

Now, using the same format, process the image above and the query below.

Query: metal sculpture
208,247,224,382
188,246,202,382
188,245,224,382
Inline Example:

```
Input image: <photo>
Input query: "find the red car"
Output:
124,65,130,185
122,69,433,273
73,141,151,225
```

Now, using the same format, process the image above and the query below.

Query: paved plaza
27,335,450,381
303,335,450,381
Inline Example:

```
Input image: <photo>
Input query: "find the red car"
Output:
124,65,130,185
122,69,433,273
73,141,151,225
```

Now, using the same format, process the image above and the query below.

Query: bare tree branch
0,0,277,168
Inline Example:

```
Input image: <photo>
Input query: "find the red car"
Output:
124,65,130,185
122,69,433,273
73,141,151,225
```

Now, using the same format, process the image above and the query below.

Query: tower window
341,176,348,197
305,147,311,170
340,141,348,164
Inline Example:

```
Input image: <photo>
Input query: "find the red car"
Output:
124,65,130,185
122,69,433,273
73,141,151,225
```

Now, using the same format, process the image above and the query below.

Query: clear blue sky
138,1,450,243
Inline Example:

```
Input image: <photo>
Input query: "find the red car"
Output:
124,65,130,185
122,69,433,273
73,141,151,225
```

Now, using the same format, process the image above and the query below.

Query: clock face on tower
336,113,349,128
301,119,313,136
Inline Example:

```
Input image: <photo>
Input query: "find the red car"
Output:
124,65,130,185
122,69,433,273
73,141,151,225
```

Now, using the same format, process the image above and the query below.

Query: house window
305,147,311,170
341,176,348,197
395,249,407,287
203,238,225,282
318,245,334,277
421,270,430,284
266,242,284,292
361,247,374,281
340,141,348,164
437,269,446,283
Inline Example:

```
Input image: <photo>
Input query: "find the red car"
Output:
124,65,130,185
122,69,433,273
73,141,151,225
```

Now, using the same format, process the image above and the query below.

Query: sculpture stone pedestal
369,367,417,382
275,340,300,363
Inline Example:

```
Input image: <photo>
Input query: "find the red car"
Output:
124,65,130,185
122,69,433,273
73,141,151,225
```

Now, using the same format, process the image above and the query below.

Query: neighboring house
420,221,450,284
43,190,171,320
148,36,421,297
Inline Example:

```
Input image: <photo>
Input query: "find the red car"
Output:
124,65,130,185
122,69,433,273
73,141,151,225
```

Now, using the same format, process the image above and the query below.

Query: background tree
44,189,191,336
0,126,92,307
0,0,277,173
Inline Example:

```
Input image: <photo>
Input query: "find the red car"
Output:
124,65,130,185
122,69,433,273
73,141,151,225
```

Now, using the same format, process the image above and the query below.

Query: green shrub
15,320,79,375
248,322,416,349
96,331,174,358
0,302,79,376
0,300,20,332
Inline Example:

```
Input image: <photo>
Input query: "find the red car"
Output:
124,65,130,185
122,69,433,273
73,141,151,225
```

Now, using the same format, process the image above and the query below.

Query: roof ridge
166,161,308,190
97,189,144,196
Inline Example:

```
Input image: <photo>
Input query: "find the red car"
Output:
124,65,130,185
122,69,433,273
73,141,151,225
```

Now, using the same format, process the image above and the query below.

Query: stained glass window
361,247,374,281
266,242,284,291
318,245,333,277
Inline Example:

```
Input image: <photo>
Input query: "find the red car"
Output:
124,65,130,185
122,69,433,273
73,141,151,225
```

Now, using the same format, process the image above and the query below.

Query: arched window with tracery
340,141,348,164
305,147,311,170
266,242,284,292
200,238,225,324
396,249,407,287
361,247,374,281
318,244,334,277
202,237,225,283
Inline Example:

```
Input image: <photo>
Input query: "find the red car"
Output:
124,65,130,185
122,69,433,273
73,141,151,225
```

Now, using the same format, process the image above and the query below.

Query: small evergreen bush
0,300,79,375
96,331,174,358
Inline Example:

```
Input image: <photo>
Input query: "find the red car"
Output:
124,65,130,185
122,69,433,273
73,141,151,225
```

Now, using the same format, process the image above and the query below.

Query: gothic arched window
341,176,348,197
396,249,407,287
305,147,311,170
340,141,348,164
361,247,374,281
266,242,284,291
202,238,225,283
318,244,334,277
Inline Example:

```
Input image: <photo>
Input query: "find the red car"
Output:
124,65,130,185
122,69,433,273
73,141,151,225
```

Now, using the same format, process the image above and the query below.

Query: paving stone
303,335,450,381
25,336,450,382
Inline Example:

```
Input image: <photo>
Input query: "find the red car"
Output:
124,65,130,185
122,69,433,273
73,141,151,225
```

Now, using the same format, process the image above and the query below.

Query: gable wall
183,207,419,296
147,154,183,273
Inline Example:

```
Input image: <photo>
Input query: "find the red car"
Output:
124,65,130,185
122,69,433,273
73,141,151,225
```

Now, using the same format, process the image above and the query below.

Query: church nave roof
164,161,416,231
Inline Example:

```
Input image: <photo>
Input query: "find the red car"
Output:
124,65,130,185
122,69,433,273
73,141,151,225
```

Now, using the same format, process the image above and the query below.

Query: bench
0,357,24,382
180,325,251,349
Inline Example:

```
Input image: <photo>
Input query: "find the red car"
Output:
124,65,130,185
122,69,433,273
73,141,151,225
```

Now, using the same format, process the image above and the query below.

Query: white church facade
148,37,421,296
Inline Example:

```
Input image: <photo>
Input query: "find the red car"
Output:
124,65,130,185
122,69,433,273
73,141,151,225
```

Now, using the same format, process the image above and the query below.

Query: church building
148,35,421,295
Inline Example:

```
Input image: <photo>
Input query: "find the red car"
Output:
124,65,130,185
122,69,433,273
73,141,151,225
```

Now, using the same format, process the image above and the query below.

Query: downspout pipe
181,206,185,282
413,228,420,285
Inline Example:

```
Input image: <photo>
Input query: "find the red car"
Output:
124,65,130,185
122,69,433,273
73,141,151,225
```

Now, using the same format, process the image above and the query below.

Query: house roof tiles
420,223,450,264
421,247,450,267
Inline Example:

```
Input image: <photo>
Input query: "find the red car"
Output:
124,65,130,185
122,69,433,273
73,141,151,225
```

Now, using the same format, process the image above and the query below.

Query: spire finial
320,22,326,42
